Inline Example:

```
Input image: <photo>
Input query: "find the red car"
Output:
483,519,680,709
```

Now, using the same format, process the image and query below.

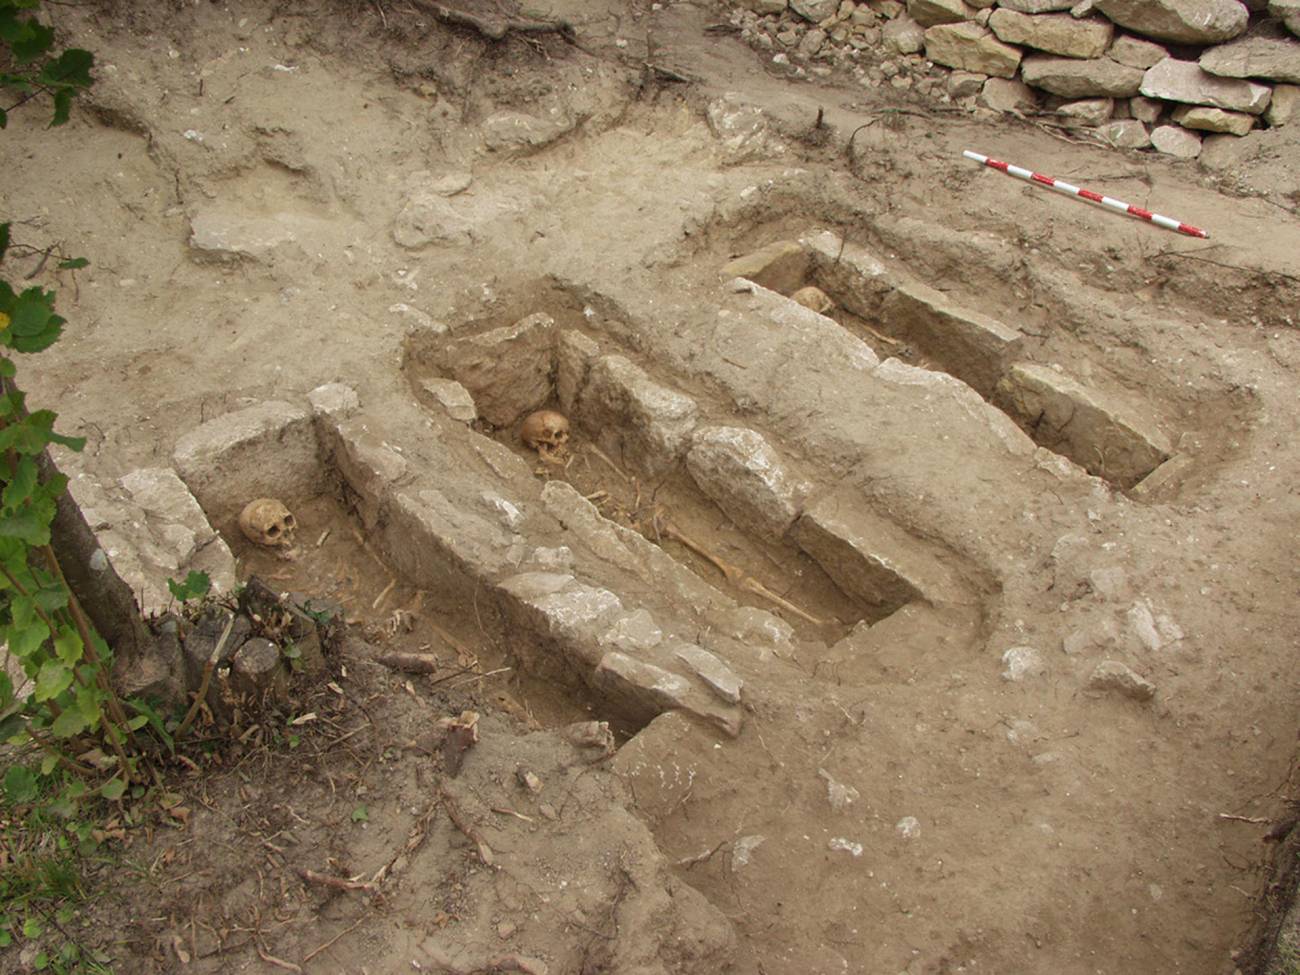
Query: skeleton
238,498,297,548
519,409,571,464
651,512,827,627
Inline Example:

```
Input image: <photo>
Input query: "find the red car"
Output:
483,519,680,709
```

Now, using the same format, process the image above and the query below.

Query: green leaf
0,359,12,379
46,430,84,451
33,659,72,702
39,48,93,88
2,455,37,509
100,777,126,801
32,950,48,971
22,916,43,939
167,570,211,603
351,804,369,823
0,930,10,947
50,703,89,738
39,753,57,775
0,223,8,261
7,618,50,659
57,257,88,270
126,714,147,731
52,628,82,665
3,764,37,803
10,21,53,63
49,86,71,126
0,509,50,545
8,288,53,336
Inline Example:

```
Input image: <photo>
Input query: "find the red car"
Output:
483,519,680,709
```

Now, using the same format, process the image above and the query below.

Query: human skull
520,410,571,462
238,498,297,547
791,285,834,315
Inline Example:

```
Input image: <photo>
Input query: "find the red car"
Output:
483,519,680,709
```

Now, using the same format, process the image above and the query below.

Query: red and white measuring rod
963,150,1210,239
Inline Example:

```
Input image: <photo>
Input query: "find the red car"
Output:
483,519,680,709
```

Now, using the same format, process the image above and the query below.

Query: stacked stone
731,0,1300,158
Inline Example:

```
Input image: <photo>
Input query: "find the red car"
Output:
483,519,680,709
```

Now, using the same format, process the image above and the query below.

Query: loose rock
1055,97,1114,125
907,0,972,28
883,14,928,53
1001,645,1046,681
980,76,1040,111
1141,58,1273,115
1088,660,1156,702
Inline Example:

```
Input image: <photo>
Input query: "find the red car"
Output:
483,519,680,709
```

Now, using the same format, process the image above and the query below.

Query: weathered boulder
1140,58,1272,114
1099,118,1152,147
1021,54,1145,96
685,426,811,538
1106,33,1168,69
1171,103,1256,135
980,76,1040,111
1269,0,1300,38
1093,0,1248,45
907,0,971,27
1200,34,1300,84
988,9,1113,58
924,22,1023,78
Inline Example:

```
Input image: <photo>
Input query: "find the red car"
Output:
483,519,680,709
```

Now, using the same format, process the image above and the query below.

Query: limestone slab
1200,34,1300,84
686,426,810,538
1171,104,1255,135
1094,0,1248,44
988,9,1114,58
923,22,1024,78
1021,54,1145,96
1140,58,1272,115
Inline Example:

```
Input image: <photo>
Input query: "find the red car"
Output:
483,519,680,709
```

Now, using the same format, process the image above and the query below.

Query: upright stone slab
576,355,699,478
718,240,809,294
686,426,811,538
996,362,1171,487
428,312,556,428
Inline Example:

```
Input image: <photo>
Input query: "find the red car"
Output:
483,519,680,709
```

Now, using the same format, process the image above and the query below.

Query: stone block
306,383,359,421
878,280,1023,398
996,362,1171,487
576,355,699,478
718,240,810,294
706,94,786,165
672,642,744,703
995,0,1074,10
1094,0,1248,45
594,651,742,737
1200,33,1300,85
555,330,601,413
429,312,555,428
884,14,928,53
480,111,569,153
1171,104,1255,136
418,378,477,423
947,70,989,97
1099,118,1152,147
1129,94,1163,122
800,231,894,317
1055,96,1115,125
188,210,320,263
988,9,1114,58
980,76,1041,111
1140,58,1272,115
1150,123,1204,157
1107,34,1169,69
685,426,811,538
1021,54,1145,96
792,488,967,611
1273,0,1300,38
391,187,519,249
173,400,322,531
791,0,839,19
907,0,972,28
1266,83,1300,126
324,417,409,529
924,22,1024,78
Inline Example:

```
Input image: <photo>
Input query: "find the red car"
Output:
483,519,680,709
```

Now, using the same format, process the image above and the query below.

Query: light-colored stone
924,22,1023,78
996,363,1171,486
429,172,473,196
188,210,325,263
306,383,359,421
791,0,839,19
1200,34,1300,84
738,0,788,13
1070,0,1095,14
1149,123,1204,157
231,637,287,704
389,302,448,335
988,9,1114,58
600,609,665,651
980,76,1040,111
686,426,811,538
1021,54,1145,96
556,329,601,413
1273,0,1300,38
1266,83,1300,125
947,69,989,96
719,240,810,294
173,401,322,528
1129,94,1163,122
429,312,555,428
908,0,972,27
1171,103,1256,136
419,378,477,423
797,28,827,56
996,0,1074,11
883,13,928,52
1094,0,1248,44
1141,58,1272,114
1099,117,1151,147
594,651,742,736
705,94,786,164
391,188,519,250
481,110,569,153
1055,96,1114,124
878,280,1023,397
325,417,409,529
673,642,744,703
577,355,698,478
1107,34,1169,69
1001,645,1046,681
1088,660,1156,701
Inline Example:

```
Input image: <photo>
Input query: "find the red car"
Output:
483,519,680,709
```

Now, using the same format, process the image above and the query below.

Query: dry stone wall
731,0,1299,156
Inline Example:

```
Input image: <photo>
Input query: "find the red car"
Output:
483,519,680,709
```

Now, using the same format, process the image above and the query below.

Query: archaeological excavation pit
398,295,969,655
718,230,1198,492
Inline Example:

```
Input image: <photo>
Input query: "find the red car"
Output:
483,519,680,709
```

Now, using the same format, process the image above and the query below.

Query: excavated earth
3,1,1300,973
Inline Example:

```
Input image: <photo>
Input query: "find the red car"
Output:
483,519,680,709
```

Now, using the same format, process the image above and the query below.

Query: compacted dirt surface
3,1,1300,973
